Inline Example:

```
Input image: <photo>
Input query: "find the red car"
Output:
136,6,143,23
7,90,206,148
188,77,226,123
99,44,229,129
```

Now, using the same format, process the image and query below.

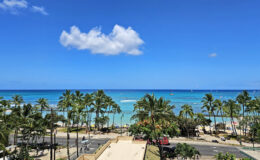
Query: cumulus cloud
0,0,48,15
31,6,48,15
209,53,217,57
0,0,27,14
60,25,144,55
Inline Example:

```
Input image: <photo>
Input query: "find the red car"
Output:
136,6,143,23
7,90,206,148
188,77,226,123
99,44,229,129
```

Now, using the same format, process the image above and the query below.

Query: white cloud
0,0,48,15
60,25,144,55
209,53,217,57
0,0,27,14
32,5,48,15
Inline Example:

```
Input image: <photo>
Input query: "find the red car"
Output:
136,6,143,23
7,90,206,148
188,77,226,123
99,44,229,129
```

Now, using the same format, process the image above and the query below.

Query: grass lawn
145,145,160,160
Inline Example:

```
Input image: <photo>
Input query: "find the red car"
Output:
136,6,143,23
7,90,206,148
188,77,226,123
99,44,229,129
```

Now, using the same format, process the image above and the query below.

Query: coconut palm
133,94,175,128
0,99,11,160
105,96,115,128
155,97,175,121
0,100,11,123
112,103,121,128
224,100,241,136
58,90,73,160
36,98,49,116
92,90,107,130
12,95,24,107
132,97,149,122
212,99,221,133
236,90,251,135
0,124,10,160
179,104,194,138
132,94,177,159
71,90,84,157
180,104,194,119
214,99,226,132
201,93,214,134
11,95,24,145
83,93,94,131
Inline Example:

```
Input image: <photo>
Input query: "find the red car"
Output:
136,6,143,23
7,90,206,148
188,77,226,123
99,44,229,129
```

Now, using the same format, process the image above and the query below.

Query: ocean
0,90,259,125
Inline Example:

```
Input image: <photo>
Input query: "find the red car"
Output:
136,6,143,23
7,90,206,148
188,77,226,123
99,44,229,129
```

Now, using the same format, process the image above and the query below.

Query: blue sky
0,0,260,89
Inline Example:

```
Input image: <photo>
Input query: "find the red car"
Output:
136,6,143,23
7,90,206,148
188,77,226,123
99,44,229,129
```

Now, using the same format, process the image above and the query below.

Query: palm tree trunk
112,113,115,129
107,106,111,128
231,116,237,136
220,111,225,132
96,110,99,131
42,134,45,144
63,110,65,127
242,104,245,136
76,120,79,157
67,109,70,160
3,150,5,160
14,129,18,145
209,113,212,134
213,113,217,134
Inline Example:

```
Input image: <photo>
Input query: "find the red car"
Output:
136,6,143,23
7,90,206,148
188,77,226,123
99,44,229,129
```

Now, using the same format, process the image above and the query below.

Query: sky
0,0,260,90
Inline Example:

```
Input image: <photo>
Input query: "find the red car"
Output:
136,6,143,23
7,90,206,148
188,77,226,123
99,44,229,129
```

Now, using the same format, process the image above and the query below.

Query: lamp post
50,108,53,160
54,129,57,160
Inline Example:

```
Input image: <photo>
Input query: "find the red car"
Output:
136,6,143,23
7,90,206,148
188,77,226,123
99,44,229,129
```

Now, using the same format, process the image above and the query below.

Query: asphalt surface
9,136,248,158
9,136,110,154
164,143,247,158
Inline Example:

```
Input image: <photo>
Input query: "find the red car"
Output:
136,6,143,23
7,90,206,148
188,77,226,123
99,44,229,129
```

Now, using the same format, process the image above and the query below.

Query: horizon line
0,89,260,91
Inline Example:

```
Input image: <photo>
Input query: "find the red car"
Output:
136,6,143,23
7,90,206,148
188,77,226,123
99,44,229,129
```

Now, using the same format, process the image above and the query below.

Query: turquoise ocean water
0,90,259,126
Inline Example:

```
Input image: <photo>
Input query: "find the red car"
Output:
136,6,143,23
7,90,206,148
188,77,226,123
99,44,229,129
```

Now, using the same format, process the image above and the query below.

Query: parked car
147,137,169,145
212,140,219,143
162,146,175,153
220,137,226,141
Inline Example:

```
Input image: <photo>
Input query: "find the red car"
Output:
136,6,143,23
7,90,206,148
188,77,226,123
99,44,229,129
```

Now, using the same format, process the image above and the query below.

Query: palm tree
83,93,94,132
179,104,193,138
0,98,11,160
155,97,175,122
58,90,73,160
71,90,84,158
12,95,24,107
105,96,115,128
112,103,121,128
224,100,241,136
11,95,24,145
212,99,221,133
92,90,107,130
236,90,251,135
132,94,176,159
214,99,226,132
0,124,9,160
131,98,149,122
36,98,49,116
0,100,11,123
201,93,214,134
180,104,193,119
